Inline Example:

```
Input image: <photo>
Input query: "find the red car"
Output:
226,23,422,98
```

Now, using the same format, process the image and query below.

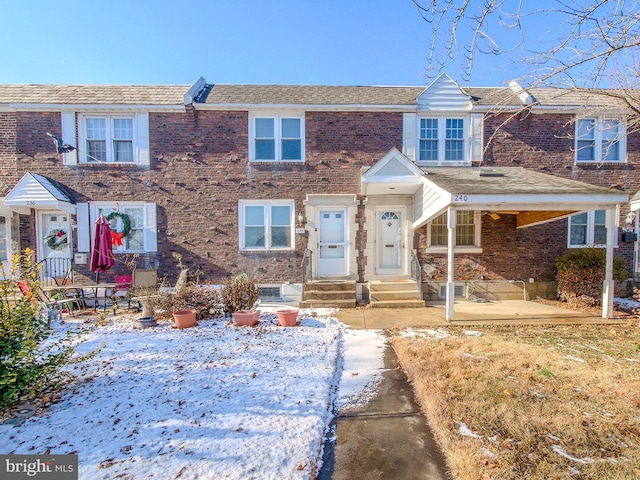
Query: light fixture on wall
297,212,305,225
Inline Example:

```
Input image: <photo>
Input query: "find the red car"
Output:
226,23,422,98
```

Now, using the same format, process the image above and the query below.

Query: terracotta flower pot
173,309,197,329
277,309,298,327
233,309,260,326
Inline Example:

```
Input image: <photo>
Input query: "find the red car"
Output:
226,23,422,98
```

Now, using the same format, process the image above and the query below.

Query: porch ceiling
413,167,628,229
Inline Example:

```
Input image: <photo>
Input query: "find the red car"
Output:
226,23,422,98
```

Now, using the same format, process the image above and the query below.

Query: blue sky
1,0,531,87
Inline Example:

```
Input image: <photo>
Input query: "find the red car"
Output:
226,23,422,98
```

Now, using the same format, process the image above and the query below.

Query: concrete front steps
369,280,425,308
299,280,357,309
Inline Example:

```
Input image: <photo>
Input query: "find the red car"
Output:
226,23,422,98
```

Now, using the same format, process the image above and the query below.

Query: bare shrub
170,285,223,321
556,247,627,307
220,274,260,315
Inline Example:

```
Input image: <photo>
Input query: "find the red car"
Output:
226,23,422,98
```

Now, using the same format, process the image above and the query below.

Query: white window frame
239,200,295,251
568,209,614,248
249,112,305,162
79,114,137,164
426,210,482,253
417,115,469,165
90,202,156,253
575,117,626,163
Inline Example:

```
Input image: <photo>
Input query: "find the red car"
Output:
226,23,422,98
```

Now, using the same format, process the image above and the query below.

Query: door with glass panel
317,209,347,275
38,211,72,280
377,209,405,274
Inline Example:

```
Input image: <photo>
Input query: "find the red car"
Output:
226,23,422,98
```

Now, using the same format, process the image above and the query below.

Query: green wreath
106,212,132,237
45,229,68,251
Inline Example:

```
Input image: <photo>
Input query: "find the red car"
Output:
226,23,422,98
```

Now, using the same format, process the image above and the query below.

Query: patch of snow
401,327,450,339
462,330,482,337
565,355,585,363
552,445,594,465
337,329,386,412
458,422,482,439
1,310,343,480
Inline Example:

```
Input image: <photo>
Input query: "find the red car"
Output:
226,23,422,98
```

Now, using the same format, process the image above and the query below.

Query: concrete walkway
317,338,449,480
318,300,629,479
334,300,627,329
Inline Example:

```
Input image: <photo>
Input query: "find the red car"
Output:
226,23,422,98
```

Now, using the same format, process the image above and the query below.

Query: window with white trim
568,210,607,247
427,210,482,252
249,114,304,162
91,203,156,252
239,200,294,250
575,118,625,163
419,117,467,163
80,115,136,163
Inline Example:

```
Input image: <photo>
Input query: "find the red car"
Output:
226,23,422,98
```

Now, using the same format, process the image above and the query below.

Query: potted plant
277,309,298,327
220,273,260,317
172,309,197,329
232,309,261,326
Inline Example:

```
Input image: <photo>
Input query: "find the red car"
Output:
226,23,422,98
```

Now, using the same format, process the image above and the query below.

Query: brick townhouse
0,73,636,319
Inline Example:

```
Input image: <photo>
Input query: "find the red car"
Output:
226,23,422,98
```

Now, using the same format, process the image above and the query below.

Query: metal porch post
446,207,456,321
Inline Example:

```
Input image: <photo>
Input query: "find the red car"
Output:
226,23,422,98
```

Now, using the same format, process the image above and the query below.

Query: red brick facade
0,88,636,297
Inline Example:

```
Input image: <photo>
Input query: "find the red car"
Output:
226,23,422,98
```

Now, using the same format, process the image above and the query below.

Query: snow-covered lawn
1,308,378,480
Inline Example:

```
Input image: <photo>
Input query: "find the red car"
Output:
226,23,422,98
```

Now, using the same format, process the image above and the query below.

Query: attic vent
479,170,505,177
439,284,466,299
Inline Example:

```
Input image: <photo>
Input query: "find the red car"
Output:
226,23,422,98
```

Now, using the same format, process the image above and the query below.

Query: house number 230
454,195,468,202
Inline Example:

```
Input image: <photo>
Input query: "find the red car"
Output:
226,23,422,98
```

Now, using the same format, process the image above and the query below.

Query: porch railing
410,249,421,286
38,257,73,287
301,249,313,288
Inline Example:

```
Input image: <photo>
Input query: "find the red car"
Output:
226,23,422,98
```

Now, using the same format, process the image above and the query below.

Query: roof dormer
417,73,472,112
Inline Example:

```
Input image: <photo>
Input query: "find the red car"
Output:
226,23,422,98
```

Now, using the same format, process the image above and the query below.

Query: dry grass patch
392,324,640,480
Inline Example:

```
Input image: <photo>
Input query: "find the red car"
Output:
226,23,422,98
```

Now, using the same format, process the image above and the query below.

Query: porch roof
360,151,628,229
3,172,76,214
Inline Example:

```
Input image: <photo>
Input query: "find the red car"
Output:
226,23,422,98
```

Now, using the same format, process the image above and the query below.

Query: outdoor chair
112,274,133,310
17,280,84,317
130,269,158,311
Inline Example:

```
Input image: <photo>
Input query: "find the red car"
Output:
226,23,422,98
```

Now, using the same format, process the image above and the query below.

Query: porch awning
413,167,628,229
3,172,76,214
361,150,628,223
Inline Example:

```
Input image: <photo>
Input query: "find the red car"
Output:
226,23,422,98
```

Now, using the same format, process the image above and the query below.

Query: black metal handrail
301,249,313,287
38,257,73,287
410,249,421,286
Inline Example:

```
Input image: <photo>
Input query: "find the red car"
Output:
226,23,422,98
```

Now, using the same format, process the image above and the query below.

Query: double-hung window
568,210,607,247
240,200,294,250
427,210,481,252
250,114,304,162
82,115,135,163
91,203,157,253
419,117,466,163
575,118,625,163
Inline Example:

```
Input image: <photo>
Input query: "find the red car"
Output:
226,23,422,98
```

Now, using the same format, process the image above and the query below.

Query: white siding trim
470,113,484,163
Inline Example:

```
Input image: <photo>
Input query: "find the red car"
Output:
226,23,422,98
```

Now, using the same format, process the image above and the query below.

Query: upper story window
569,210,607,247
239,200,294,250
419,117,467,164
249,113,305,162
575,118,625,163
426,210,482,253
80,115,136,163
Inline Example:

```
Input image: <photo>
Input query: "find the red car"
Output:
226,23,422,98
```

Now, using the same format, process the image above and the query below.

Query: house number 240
454,195,468,202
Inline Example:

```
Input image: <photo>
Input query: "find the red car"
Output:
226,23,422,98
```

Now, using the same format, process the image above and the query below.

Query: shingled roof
0,84,188,105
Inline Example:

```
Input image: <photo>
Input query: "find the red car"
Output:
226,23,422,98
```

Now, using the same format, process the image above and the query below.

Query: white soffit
3,172,76,214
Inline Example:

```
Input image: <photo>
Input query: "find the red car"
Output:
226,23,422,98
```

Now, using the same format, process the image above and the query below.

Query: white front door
317,209,347,275
377,209,405,274
0,216,10,279
39,211,72,280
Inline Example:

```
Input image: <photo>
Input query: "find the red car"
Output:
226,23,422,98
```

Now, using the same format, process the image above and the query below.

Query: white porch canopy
362,150,629,320
3,172,76,214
